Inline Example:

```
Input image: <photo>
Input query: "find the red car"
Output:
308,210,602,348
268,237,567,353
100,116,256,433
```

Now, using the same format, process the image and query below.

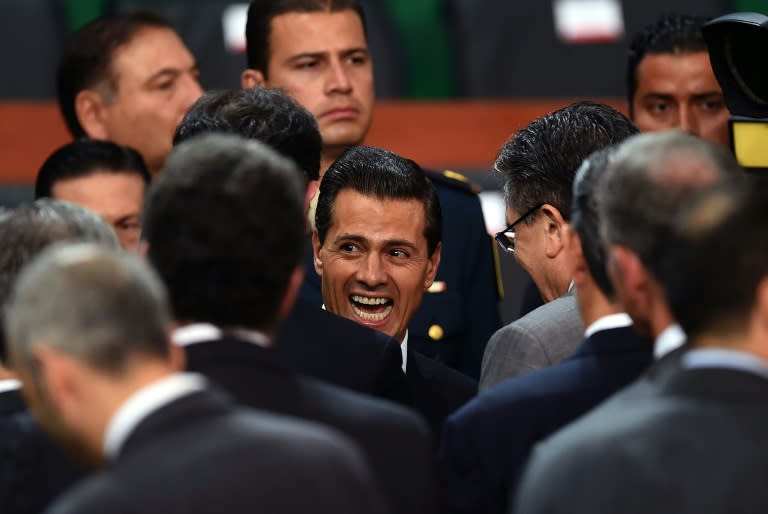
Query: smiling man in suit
439,146,654,514
314,146,477,437
5,242,385,514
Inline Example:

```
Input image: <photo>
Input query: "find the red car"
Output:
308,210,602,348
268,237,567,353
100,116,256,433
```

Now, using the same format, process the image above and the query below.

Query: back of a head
571,146,619,300
627,13,710,112
5,243,170,376
245,0,366,74
315,146,442,256
36,139,151,198
598,130,743,281
57,11,172,138
0,199,119,363
496,102,638,218
173,88,322,181
662,180,768,341
143,133,306,330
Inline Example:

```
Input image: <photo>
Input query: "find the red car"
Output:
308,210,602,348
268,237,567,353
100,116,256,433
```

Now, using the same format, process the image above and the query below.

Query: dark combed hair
626,13,711,114
57,11,172,138
245,0,366,73
571,146,618,300
662,179,768,340
495,102,637,221
173,88,322,181
315,146,442,256
35,139,151,198
143,133,306,330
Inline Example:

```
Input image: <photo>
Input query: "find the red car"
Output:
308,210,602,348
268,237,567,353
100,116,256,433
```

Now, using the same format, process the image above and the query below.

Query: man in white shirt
440,146,654,514
516,171,768,514
514,130,746,514
4,243,385,514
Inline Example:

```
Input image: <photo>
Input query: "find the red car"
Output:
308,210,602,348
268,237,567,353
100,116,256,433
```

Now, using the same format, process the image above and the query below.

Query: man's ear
74,90,110,139
424,243,442,289
312,230,324,275
540,204,567,258
611,245,649,296
241,68,266,89
32,345,80,418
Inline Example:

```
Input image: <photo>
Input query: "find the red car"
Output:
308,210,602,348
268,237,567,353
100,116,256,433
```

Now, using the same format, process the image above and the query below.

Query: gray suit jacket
515,353,768,514
479,295,584,391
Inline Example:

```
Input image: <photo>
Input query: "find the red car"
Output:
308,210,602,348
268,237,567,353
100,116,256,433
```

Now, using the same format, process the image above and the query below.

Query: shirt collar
683,348,768,380
172,323,269,348
401,331,408,373
654,323,686,360
584,313,633,338
0,379,21,394
103,373,207,461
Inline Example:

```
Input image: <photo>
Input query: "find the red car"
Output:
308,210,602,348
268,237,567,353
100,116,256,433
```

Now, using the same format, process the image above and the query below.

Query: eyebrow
333,234,418,250
286,47,369,63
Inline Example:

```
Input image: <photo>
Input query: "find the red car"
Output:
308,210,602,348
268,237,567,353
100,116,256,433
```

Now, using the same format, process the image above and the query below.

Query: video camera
704,12,768,172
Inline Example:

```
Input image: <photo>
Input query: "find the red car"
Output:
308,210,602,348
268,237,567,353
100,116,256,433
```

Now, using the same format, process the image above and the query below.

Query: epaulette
424,169,482,195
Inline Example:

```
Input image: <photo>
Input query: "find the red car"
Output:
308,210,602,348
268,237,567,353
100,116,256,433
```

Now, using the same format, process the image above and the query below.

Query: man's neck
576,283,622,328
0,363,16,381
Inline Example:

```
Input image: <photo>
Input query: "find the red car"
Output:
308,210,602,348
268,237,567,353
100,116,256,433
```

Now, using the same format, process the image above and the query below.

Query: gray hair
5,243,171,376
0,198,118,308
597,130,742,281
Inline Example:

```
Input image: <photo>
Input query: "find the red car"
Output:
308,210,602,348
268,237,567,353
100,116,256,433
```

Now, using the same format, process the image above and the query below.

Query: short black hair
571,146,618,300
245,0,367,74
315,146,441,256
495,102,637,220
57,11,172,138
0,199,118,363
173,88,322,181
627,13,711,116
143,133,306,331
36,139,151,198
663,179,768,340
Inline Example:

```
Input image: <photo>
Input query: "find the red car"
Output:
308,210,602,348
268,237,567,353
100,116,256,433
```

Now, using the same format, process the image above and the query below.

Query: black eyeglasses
494,203,544,253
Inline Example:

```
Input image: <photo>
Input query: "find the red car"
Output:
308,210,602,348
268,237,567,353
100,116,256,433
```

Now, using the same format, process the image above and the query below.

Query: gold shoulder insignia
442,169,469,183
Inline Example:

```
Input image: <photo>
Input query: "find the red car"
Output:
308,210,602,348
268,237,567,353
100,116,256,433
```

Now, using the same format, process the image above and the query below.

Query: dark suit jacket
47,388,387,514
0,412,83,514
516,356,768,514
300,170,501,379
275,299,411,406
406,347,477,438
0,388,24,417
185,338,436,514
441,325,653,514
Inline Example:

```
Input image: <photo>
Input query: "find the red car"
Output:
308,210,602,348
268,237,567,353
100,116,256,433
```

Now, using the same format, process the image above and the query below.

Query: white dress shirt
400,331,408,373
0,378,21,394
102,373,207,461
583,313,633,338
654,323,686,360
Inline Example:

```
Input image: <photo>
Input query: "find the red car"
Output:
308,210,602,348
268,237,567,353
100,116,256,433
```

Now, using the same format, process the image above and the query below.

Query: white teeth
351,295,391,305
352,303,393,321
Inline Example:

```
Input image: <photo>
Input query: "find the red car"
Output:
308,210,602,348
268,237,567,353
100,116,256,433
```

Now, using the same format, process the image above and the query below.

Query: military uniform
301,169,502,379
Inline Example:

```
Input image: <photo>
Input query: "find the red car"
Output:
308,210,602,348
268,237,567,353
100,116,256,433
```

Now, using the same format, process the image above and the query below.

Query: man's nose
677,105,700,136
325,59,353,94
356,253,387,287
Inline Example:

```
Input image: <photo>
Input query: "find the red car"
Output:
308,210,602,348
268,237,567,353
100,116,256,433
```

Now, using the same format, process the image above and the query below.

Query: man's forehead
330,190,427,238
108,26,194,83
268,10,367,57
636,51,720,91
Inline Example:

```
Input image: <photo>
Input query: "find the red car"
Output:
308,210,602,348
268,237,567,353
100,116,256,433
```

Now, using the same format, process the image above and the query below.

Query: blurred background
0,0,761,320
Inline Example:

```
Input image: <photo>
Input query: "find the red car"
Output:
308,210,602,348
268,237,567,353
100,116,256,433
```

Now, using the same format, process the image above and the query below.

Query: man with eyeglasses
480,102,637,390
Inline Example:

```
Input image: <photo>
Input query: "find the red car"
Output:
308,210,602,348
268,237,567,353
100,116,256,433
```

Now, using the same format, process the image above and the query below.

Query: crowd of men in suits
1,1,766,513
